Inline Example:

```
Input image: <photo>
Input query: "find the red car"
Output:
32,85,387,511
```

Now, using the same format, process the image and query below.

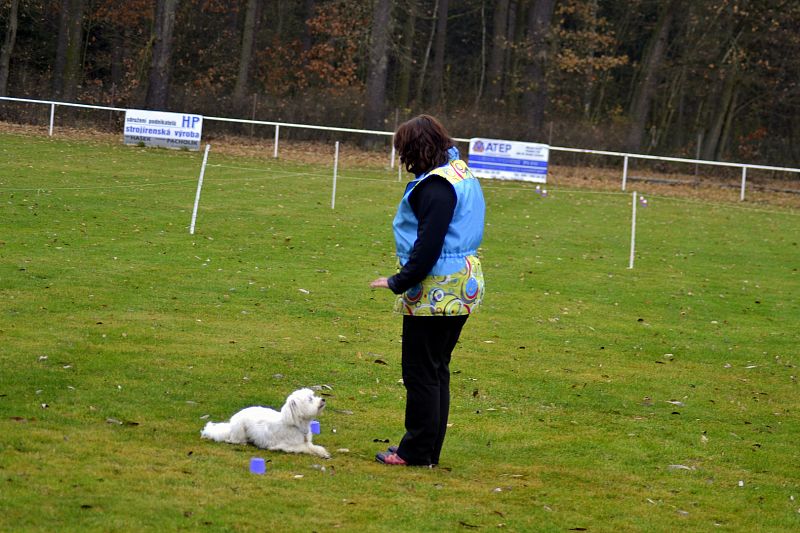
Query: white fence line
2,96,799,201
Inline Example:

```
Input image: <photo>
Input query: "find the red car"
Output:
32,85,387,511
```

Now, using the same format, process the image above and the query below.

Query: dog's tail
200,421,232,442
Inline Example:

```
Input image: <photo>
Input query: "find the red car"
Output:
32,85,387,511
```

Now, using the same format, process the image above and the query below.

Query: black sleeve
387,176,456,294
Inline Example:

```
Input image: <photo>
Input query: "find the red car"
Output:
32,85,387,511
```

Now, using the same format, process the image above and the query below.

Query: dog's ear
287,397,303,426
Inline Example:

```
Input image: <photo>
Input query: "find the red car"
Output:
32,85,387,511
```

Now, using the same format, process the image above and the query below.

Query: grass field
1,130,799,532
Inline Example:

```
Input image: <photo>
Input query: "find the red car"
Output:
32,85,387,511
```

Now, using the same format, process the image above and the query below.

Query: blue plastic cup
250,457,266,474
310,420,321,434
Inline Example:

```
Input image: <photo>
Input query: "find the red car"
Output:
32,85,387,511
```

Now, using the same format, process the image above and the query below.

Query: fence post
49,103,55,136
622,155,629,191
740,167,747,201
273,125,280,158
331,141,339,209
628,190,637,269
390,144,396,168
189,144,211,235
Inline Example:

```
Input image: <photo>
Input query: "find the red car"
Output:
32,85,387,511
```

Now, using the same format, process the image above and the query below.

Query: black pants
396,314,469,466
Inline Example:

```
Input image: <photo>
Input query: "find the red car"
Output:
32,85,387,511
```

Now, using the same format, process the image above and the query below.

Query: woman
370,114,485,467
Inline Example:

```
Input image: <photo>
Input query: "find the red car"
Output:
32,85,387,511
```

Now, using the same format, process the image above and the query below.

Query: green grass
1,131,799,532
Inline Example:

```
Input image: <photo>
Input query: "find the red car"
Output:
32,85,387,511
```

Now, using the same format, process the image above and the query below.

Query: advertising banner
468,138,549,183
123,109,203,150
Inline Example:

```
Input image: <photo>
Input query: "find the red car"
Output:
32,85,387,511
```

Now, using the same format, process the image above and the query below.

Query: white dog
201,388,330,459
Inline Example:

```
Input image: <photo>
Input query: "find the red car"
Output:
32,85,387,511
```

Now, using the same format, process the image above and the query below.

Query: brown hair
393,114,455,175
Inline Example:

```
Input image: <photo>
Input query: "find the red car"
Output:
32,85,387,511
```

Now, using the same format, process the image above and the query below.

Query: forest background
1,0,799,169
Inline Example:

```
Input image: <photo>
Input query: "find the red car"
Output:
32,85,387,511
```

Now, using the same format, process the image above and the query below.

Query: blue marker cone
310,420,321,434
250,457,266,475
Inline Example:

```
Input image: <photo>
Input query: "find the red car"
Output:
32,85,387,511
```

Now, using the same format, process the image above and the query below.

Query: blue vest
393,147,485,276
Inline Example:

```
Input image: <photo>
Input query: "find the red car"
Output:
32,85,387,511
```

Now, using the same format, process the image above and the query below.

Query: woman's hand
370,277,390,289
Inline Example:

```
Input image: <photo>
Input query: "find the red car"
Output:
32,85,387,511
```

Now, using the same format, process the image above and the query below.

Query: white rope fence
3,96,800,201
4,96,800,268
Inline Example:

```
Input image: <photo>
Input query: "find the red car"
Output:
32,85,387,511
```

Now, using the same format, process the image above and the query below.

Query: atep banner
468,138,549,183
123,109,203,150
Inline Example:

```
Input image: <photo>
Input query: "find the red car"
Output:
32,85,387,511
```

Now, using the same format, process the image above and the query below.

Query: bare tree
364,0,392,133
697,9,743,161
474,0,487,106
429,0,448,108
110,25,126,99
301,0,316,53
62,0,84,102
145,0,179,110
486,0,509,104
53,0,84,101
582,0,598,118
396,1,417,109
625,0,681,152
502,0,519,105
522,0,555,139
53,0,70,97
415,0,438,106
233,0,259,105
0,0,20,96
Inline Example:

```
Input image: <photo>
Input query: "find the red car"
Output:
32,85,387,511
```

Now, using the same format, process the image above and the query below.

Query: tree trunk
145,0,178,110
110,24,126,96
61,0,84,102
697,13,742,161
233,0,259,105
625,0,680,153
502,0,518,106
301,0,315,52
475,0,486,106
590,4,633,123
486,0,509,103
522,0,555,139
415,0,438,106
582,0,598,118
0,0,20,96
275,0,287,38
658,63,685,151
396,1,417,109
702,62,738,161
429,0,448,108
717,85,738,159
53,0,70,97
364,0,392,133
